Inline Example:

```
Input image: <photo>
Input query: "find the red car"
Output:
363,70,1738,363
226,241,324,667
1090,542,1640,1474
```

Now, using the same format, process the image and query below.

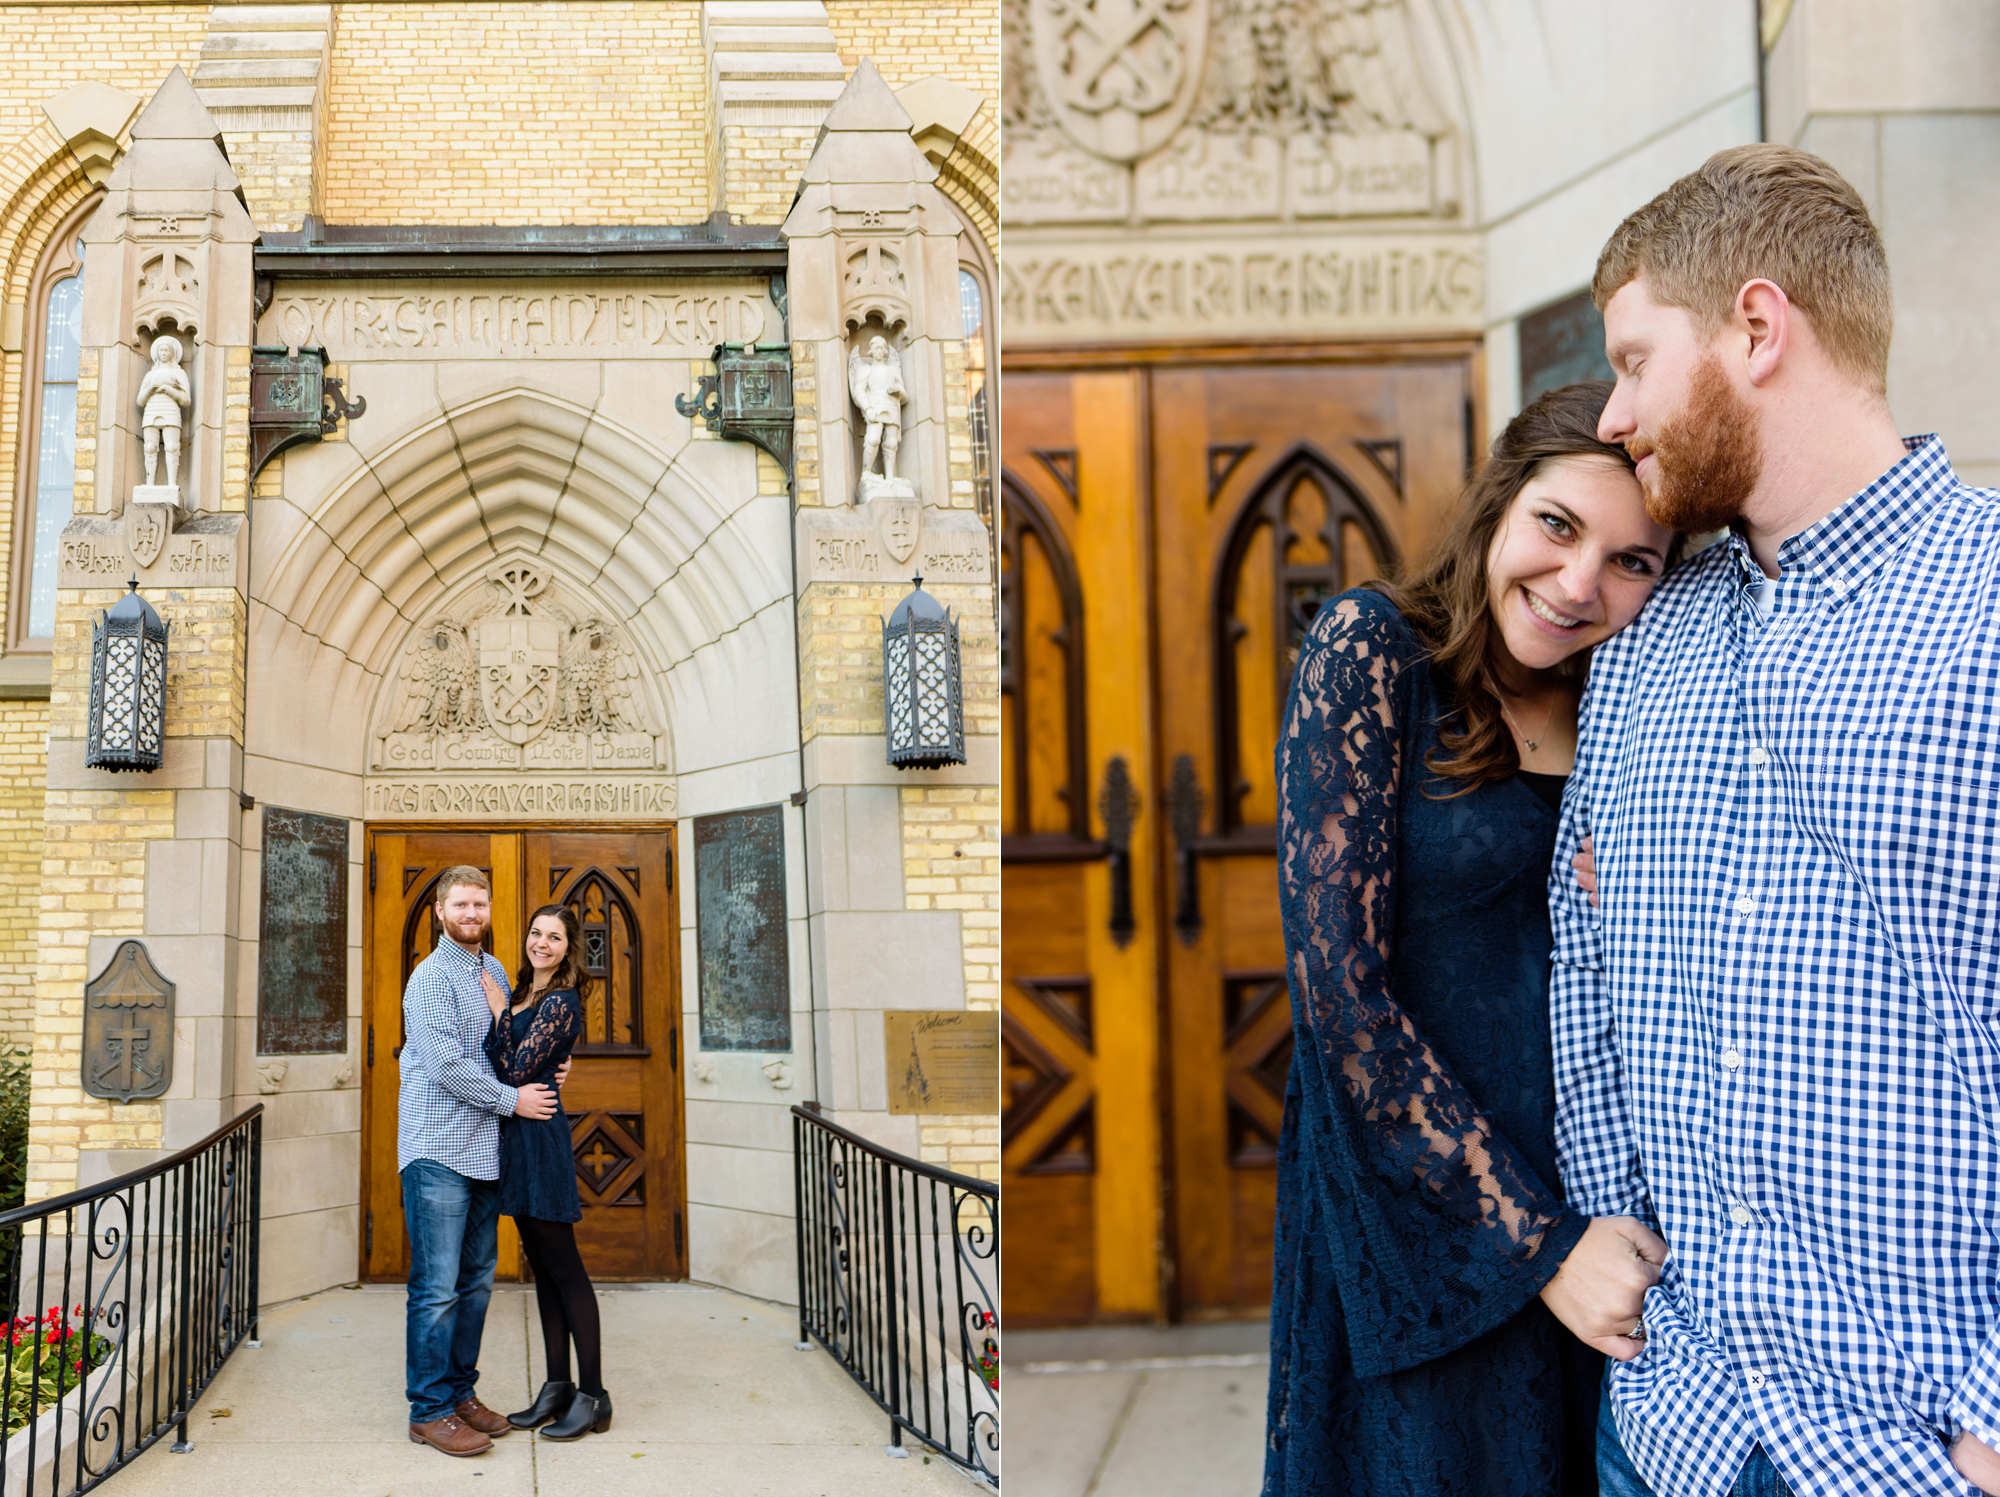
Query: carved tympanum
372,562,663,774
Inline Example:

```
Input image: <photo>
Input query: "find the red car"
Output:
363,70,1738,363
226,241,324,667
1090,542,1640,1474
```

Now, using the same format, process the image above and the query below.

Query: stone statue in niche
849,335,913,502
136,335,191,498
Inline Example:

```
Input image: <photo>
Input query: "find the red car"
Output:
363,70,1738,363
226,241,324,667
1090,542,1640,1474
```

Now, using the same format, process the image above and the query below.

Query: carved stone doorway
359,825,685,1282
1000,348,1478,1324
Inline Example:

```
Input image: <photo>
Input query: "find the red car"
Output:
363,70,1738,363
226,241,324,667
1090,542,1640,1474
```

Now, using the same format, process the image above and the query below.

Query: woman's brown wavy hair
1367,379,1650,796
512,903,595,1008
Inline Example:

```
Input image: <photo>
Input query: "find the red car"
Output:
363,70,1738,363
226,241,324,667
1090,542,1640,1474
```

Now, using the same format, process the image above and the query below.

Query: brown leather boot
454,1396,511,1437
408,1413,492,1456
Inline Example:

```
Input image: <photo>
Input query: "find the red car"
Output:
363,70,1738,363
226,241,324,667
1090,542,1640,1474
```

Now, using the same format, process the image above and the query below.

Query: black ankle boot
539,1389,612,1441
507,1380,575,1430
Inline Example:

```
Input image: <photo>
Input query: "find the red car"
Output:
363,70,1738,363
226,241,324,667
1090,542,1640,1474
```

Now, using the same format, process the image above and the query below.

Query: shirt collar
437,939,486,970
1722,435,1956,600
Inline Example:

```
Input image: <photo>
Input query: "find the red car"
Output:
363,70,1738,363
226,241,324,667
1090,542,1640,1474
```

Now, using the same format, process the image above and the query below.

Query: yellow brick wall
28,775,175,1197
0,8,209,151
0,702,49,1055
321,1,710,225
901,784,998,1178
722,123,819,225
824,0,998,256
49,590,247,744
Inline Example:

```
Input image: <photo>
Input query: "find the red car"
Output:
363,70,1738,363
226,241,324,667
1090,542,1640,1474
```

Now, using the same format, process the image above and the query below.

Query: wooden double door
361,825,686,1281
1001,348,1478,1324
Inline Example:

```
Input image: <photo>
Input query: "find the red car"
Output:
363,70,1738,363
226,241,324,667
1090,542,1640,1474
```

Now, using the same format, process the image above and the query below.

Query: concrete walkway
1004,1322,1268,1497
110,1281,975,1496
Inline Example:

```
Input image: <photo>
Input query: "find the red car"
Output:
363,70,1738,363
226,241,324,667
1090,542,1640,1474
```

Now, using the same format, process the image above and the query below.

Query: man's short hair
435,865,491,903
1593,144,1892,393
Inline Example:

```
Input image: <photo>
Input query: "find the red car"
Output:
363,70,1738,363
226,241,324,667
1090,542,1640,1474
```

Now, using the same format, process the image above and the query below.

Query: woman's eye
1537,512,1573,537
1615,555,1656,577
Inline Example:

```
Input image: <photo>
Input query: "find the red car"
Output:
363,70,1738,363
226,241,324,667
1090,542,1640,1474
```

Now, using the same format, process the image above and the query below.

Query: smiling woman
1263,381,1674,1497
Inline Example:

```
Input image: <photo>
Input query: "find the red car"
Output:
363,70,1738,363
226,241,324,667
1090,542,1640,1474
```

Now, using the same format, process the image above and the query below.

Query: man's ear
1736,279,1790,388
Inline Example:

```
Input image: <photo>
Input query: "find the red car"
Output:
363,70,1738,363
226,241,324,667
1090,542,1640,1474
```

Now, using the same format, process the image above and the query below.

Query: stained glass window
29,241,84,641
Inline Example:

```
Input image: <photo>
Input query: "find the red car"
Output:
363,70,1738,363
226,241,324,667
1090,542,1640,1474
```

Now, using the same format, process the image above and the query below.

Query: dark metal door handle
1099,756,1140,948
1167,754,1207,946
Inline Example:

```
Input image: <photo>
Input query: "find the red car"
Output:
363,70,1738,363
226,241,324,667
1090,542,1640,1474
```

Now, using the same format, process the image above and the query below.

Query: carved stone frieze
371,562,666,776
1004,0,1464,230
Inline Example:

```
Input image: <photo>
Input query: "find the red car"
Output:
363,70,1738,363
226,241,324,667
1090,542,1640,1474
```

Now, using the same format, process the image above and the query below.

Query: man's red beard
1628,354,1762,533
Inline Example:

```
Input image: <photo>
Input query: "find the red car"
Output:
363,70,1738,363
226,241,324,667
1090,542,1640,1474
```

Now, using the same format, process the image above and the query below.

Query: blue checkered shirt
396,939,517,1178
1553,437,2000,1496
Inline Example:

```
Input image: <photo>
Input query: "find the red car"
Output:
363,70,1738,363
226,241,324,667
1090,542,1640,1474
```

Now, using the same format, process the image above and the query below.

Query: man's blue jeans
401,1159,501,1423
1598,1375,1793,1496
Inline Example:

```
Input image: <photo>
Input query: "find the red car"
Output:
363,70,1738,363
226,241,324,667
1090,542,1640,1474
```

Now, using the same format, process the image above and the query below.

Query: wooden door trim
1004,335,1483,372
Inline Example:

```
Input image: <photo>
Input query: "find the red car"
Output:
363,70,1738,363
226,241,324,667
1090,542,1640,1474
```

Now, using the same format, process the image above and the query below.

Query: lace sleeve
1279,594,1581,1376
490,989,582,1085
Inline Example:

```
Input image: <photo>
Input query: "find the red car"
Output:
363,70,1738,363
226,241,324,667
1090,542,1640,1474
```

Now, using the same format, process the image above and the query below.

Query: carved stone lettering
1001,235,1483,343
261,282,771,360
1134,132,1281,221
366,777,679,822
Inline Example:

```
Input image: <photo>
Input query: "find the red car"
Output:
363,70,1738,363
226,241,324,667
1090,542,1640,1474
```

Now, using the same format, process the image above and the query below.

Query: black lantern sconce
882,575,967,770
86,577,170,773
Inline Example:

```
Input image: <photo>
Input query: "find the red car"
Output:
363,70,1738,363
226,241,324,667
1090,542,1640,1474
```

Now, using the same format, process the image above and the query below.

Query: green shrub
0,1047,26,1322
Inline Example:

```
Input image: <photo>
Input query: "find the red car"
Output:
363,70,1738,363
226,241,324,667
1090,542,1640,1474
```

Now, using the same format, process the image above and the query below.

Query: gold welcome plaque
885,1011,999,1116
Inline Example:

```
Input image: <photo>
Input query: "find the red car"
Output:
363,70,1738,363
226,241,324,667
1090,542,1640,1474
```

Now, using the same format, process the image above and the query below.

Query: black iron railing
792,1103,997,1486
0,1106,262,1496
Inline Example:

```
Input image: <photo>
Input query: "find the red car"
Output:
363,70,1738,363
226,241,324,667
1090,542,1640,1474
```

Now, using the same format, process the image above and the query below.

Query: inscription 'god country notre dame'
261,283,771,360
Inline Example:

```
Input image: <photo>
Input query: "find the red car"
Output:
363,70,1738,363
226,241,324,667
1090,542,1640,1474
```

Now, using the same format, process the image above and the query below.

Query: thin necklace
1500,695,1558,753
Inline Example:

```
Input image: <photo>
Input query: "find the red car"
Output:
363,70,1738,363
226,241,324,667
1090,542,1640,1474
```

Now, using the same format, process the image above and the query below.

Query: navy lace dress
484,988,583,1224
1264,591,1600,1497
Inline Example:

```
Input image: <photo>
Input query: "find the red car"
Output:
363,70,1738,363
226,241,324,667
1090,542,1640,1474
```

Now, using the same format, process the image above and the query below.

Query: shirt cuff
1949,1330,2000,1452
495,1083,519,1118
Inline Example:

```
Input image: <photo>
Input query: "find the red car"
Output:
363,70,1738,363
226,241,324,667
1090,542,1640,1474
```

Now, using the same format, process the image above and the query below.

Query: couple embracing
396,866,614,1457
1267,145,2000,1496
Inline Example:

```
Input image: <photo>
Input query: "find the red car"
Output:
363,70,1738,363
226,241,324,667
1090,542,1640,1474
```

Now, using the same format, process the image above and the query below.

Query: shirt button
1722,1048,1742,1070
1730,1204,1752,1226
1747,747,1769,766
1746,1371,1767,1389
1735,895,1755,916
1825,576,1848,594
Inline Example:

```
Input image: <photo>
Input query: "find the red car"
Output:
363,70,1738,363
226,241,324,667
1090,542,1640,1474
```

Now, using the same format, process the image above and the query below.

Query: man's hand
513,1083,557,1120
1574,834,1599,909
553,1059,572,1087
479,970,509,1022
1540,1215,1668,1361
1953,1431,2000,1495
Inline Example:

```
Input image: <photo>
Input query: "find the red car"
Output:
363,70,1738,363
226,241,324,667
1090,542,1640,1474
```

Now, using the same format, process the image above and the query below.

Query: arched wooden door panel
1002,351,1476,1324
362,825,684,1283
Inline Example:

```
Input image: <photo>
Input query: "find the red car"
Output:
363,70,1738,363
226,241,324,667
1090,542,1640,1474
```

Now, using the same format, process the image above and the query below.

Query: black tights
516,1217,603,1396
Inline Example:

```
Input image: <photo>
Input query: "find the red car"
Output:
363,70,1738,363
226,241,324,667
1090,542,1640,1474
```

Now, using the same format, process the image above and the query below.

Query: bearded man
1551,145,2000,1497
397,867,562,1456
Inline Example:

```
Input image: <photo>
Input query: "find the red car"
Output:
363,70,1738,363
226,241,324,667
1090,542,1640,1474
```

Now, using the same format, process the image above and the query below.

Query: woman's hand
479,970,509,1022
1953,1431,2000,1495
1540,1215,1668,1360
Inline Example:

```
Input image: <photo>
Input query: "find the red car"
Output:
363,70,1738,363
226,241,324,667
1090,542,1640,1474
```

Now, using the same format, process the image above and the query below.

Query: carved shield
876,496,922,565
1033,0,1209,163
477,616,562,745
128,503,168,569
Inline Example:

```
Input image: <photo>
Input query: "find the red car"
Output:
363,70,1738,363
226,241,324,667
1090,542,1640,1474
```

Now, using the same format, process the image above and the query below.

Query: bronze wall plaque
82,941,174,1103
256,806,350,1055
886,1011,1000,1116
695,805,790,1052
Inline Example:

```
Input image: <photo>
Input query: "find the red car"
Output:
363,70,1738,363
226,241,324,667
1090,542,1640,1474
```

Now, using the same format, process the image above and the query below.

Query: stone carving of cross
96,1018,156,1096
157,217,181,234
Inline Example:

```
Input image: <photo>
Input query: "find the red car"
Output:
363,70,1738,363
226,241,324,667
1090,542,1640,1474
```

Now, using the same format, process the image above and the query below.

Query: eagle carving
386,622,486,735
